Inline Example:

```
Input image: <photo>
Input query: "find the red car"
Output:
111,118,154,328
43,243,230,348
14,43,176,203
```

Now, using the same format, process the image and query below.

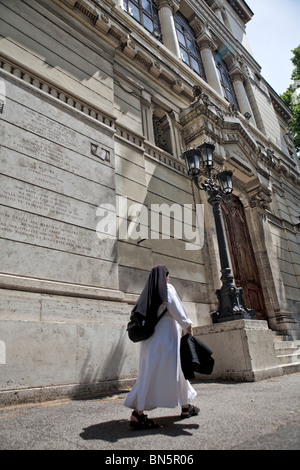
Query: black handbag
127,307,167,343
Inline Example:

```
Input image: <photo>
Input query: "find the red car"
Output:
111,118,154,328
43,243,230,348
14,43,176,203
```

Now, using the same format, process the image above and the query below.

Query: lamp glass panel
218,170,233,194
184,150,201,175
200,143,214,167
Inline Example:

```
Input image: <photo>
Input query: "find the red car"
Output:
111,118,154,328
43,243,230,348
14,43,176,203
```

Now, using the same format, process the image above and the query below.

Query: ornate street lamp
182,143,256,323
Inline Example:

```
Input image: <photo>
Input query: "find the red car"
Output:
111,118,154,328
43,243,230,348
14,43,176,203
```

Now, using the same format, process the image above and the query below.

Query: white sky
245,0,300,95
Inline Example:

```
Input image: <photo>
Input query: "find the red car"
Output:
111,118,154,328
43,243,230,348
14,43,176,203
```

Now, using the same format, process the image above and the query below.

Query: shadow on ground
80,415,199,443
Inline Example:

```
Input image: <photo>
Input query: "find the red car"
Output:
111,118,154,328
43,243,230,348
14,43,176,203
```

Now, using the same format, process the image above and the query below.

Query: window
153,109,173,155
123,0,162,39
214,52,239,109
174,12,206,80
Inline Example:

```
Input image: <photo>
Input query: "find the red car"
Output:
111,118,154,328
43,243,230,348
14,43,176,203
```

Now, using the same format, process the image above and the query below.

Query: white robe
124,283,197,411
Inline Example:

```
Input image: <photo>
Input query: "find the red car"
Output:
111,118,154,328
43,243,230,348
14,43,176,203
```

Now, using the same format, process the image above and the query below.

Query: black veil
132,265,169,323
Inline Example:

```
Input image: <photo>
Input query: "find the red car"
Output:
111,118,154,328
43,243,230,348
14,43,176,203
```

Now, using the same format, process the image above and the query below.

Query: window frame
174,12,206,81
214,52,240,109
123,0,162,40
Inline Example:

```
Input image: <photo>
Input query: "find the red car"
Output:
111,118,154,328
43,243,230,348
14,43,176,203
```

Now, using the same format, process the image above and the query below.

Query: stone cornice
119,40,194,100
225,0,253,24
269,89,293,123
0,54,116,130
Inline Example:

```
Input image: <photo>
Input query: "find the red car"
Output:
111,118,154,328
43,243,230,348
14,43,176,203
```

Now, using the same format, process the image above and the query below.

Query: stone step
272,335,300,374
274,341,300,350
275,347,299,357
281,362,300,375
277,353,300,365
272,334,290,342
273,339,298,347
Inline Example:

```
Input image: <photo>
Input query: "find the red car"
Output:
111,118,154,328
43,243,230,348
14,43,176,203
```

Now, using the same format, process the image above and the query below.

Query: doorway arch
221,194,268,321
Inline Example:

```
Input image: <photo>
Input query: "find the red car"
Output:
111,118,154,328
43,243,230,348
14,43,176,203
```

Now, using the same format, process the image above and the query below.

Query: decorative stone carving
248,186,272,210
188,13,204,37
156,0,180,13
74,0,99,24
121,39,137,60
255,146,275,167
226,103,239,118
153,117,168,152
91,144,111,162
149,61,161,78
191,85,225,121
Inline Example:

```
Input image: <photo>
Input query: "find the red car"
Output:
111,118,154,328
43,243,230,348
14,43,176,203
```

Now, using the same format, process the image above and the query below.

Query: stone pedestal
194,320,282,382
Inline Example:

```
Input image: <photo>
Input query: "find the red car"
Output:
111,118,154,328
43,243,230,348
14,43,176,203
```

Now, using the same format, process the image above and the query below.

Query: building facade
0,0,299,402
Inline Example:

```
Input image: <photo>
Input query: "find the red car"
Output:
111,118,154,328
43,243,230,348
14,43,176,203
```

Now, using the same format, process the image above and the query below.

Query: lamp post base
211,285,256,324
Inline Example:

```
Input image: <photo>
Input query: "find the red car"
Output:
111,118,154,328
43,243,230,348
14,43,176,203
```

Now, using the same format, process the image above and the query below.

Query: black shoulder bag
127,307,168,343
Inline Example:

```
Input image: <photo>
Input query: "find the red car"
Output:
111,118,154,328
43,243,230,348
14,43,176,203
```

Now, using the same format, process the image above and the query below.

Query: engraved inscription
23,108,77,148
1,177,91,227
2,120,114,188
0,207,117,260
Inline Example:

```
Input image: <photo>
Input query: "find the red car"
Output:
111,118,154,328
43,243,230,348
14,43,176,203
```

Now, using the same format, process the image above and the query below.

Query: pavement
0,372,299,453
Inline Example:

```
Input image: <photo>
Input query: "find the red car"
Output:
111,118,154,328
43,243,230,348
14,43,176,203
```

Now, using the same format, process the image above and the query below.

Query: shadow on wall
1,0,112,86
72,325,135,399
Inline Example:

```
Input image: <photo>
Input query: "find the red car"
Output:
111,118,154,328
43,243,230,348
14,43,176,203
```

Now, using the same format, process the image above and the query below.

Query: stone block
0,313,138,404
194,320,283,382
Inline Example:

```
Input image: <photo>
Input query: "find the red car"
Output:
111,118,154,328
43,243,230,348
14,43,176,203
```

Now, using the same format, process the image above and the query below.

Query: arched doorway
221,195,268,321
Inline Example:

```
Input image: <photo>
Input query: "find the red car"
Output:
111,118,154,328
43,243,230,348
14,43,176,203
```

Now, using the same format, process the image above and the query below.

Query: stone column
231,70,255,125
211,0,224,23
156,0,181,57
198,32,223,96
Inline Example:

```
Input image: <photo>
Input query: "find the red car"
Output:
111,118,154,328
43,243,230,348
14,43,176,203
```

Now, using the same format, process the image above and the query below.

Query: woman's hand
186,326,193,336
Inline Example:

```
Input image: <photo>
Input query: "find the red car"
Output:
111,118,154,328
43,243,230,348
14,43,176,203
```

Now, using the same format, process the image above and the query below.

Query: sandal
130,410,158,429
180,404,200,419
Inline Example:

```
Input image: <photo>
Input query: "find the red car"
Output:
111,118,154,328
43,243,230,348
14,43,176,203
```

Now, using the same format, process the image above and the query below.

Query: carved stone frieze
255,146,274,167
183,85,226,122
74,0,99,24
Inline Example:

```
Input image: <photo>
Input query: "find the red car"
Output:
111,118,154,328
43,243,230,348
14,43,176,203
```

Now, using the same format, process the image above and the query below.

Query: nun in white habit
124,265,199,429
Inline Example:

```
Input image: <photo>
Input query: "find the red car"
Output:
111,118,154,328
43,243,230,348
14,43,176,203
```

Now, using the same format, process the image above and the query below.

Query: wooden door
221,195,267,321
